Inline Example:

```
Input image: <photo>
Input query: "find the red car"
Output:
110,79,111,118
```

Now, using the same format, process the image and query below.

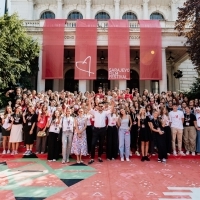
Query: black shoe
145,156,150,161
98,158,103,162
141,156,145,162
88,159,94,164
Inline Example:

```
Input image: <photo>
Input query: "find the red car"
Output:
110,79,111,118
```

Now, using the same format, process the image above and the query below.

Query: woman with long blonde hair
137,108,151,161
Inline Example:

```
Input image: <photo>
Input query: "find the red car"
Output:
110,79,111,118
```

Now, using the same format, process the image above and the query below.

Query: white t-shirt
196,113,200,127
169,110,184,129
84,114,92,126
90,109,111,128
107,113,118,126
2,114,11,130
49,118,62,134
62,116,74,132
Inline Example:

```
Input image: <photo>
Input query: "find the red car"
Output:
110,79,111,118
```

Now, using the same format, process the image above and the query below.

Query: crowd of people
0,86,200,164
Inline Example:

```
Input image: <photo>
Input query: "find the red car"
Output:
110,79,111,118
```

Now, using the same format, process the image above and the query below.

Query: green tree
0,13,40,89
175,0,200,70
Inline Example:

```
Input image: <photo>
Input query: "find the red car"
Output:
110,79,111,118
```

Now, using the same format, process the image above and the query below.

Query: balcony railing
23,20,190,29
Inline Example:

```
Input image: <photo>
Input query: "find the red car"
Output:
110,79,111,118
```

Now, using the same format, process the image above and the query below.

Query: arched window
122,12,137,20
67,11,83,20
150,12,164,20
95,12,110,20
40,11,55,19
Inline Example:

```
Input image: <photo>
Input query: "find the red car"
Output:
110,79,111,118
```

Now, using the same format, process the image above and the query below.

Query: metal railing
23,20,189,29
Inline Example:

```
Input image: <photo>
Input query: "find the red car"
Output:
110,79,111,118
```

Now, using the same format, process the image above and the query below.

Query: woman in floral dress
71,108,87,163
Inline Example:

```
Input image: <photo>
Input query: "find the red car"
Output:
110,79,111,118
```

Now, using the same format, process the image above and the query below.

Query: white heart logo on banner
75,56,95,77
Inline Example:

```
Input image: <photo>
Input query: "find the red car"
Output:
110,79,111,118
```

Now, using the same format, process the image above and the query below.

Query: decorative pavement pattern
0,154,200,200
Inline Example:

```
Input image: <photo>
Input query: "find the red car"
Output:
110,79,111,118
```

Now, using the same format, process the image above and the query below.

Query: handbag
37,131,46,137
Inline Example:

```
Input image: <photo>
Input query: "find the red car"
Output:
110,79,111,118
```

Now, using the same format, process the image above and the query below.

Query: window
67,11,83,20
122,12,137,20
150,12,164,20
95,12,110,20
40,11,55,19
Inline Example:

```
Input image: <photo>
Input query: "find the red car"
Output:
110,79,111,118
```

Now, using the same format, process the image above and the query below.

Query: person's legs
171,128,177,152
106,126,112,159
177,129,183,152
145,142,149,156
188,126,196,153
98,128,106,158
62,132,67,162
86,126,93,154
141,141,145,156
118,128,125,158
183,127,189,151
66,132,73,161
16,142,19,152
196,130,200,153
124,132,131,159
90,128,99,159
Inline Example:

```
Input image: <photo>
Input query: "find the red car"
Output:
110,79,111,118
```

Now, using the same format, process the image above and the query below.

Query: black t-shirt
150,118,163,133
23,113,37,130
12,114,23,125
183,113,196,127
130,112,138,126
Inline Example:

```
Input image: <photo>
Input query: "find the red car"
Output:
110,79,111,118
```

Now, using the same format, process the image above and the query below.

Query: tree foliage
175,0,200,70
0,13,40,89
183,77,200,100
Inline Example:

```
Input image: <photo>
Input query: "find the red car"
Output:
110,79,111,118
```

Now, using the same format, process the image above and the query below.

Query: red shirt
37,115,49,129
125,93,133,100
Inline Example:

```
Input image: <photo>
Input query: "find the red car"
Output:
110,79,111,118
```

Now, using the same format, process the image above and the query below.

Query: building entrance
93,69,110,92
127,69,139,91
65,69,78,92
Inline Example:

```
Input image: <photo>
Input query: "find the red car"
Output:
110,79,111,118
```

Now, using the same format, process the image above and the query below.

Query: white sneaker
7,150,10,154
62,160,66,164
192,152,196,156
129,151,132,156
53,159,56,162
14,151,18,155
135,151,140,156
66,159,69,163
126,158,130,161
178,151,185,156
162,158,166,163
173,151,177,156
121,157,124,161
23,150,29,155
11,151,15,155
186,150,190,155
167,153,170,156
2,150,6,155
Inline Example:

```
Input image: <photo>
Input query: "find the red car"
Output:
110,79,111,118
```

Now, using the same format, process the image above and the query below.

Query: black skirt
2,127,11,136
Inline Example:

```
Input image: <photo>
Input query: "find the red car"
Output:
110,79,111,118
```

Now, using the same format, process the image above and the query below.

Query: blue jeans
119,128,130,159
62,130,73,161
196,130,200,153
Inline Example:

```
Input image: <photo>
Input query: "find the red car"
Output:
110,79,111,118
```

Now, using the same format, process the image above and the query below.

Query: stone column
56,0,63,19
79,80,87,93
85,0,91,19
171,0,178,21
143,0,149,20
37,47,45,92
114,0,120,19
159,48,167,93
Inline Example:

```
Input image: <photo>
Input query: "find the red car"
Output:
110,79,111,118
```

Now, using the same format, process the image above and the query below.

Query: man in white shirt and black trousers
88,96,114,164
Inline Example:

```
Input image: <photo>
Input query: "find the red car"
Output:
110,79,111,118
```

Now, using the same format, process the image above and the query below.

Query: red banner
108,20,130,80
42,19,65,79
75,19,97,80
139,20,162,80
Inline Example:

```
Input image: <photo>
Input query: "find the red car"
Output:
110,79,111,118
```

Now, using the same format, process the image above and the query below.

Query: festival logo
75,56,94,77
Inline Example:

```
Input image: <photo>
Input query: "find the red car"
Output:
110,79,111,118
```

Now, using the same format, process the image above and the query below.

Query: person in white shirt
88,97,114,164
106,108,119,160
48,100,57,116
1,106,12,154
169,103,185,156
61,108,74,164
195,107,200,155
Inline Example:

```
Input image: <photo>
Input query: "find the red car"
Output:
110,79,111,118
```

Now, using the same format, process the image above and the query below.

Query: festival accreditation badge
186,122,189,126
142,124,145,128
133,121,137,125
28,122,32,126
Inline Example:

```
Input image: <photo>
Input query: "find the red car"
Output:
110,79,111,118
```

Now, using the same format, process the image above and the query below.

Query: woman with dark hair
106,108,119,160
149,110,167,163
160,107,172,155
36,105,49,154
47,110,62,161
22,105,37,156
9,106,23,155
130,106,140,156
1,106,12,154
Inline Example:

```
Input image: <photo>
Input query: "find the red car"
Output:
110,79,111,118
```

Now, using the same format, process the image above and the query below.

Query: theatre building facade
10,0,198,93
